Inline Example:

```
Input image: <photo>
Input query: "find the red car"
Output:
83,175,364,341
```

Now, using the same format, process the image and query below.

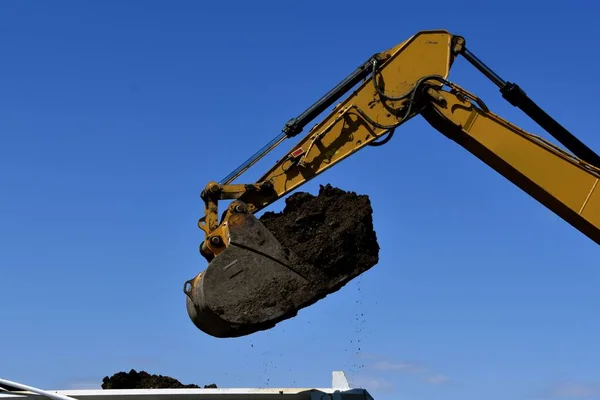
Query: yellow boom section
248,30,456,203
422,85,600,244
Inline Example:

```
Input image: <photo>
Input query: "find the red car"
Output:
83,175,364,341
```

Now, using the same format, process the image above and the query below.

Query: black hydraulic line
461,47,506,87
282,56,376,138
219,55,378,185
461,47,600,170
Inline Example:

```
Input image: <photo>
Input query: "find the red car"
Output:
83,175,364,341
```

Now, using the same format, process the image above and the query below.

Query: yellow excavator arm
185,29,600,338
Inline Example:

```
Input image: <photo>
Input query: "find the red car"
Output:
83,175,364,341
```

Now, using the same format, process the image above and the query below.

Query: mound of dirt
186,183,380,338
260,184,380,282
101,370,216,389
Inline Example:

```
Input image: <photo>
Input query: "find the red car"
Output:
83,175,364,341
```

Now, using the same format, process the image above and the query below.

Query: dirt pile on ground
101,370,217,389
187,183,380,338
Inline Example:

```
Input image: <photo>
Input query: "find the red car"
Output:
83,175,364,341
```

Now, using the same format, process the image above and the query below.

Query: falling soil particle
187,184,380,338
101,370,217,389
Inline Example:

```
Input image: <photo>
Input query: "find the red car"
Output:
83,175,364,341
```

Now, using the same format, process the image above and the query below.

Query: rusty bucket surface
184,213,310,338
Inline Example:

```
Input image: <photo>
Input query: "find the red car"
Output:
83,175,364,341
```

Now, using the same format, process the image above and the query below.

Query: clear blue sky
2,1,600,400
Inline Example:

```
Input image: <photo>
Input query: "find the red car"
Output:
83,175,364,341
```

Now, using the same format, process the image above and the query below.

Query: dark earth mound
260,184,380,280
101,369,217,389
187,183,380,338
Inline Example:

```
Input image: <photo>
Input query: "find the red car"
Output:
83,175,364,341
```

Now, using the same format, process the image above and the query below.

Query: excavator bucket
185,185,380,338
184,212,313,338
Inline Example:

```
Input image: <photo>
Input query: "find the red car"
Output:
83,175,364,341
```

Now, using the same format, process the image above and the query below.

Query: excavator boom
184,29,600,338
422,85,600,242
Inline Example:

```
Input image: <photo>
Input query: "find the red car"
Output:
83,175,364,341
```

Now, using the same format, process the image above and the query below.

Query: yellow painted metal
246,30,457,208
422,85,600,243
197,29,600,261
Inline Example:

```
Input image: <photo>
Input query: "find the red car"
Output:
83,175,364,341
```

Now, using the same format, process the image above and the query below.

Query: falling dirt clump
187,183,380,338
101,369,217,389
